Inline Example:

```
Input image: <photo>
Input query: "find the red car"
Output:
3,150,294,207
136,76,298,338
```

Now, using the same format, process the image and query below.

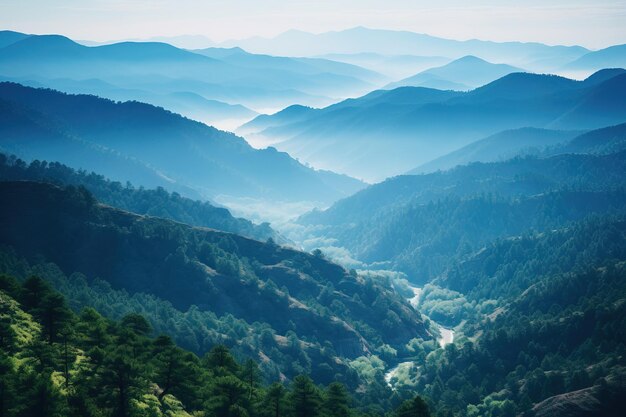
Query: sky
1,0,626,49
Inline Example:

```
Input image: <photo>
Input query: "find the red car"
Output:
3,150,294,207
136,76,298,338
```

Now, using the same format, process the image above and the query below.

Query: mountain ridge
0,82,365,204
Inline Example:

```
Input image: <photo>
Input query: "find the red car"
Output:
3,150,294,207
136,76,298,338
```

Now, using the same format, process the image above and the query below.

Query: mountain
1,274,417,417
314,53,451,80
241,70,626,181
551,122,626,155
192,46,384,85
298,151,626,281
409,127,582,174
219,27,589,72
0,30,30,48
384,56,523,91
0,180,427,380
0,82,365,204
0,32,383,121
79,34,215,49
0,153,281,242
414,213,626,417
0,76,259,130
565,44,626,71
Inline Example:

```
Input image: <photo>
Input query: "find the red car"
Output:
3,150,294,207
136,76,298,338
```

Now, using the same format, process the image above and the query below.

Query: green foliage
0,180,427,390
1,277,395,417
395,395,430,417
0,153,278,242
300,151,626,282
289,375,321,417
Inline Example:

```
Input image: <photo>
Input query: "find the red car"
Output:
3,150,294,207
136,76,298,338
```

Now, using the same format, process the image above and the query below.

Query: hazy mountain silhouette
314,52,451,79
411,121,626,174
0,30,30,48
241,70,626,181
0,75,259,128
192,46,384,85
385,55,522,91
565,44,626,72
0,82,364,203
409,127,582,174
220,27,589,72
549,122,626,155
298,150,626,280
0,32,384,121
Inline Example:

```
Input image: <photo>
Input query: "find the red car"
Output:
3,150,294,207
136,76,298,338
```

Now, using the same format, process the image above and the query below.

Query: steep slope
552,122,626,155
0,82,365,203
550,72,626,129
242,70,626,181
385,56,522,91
413,214,626,416
0,181,427,355
409,127,581,174
298,151,626,281
0,153,279,242
0,277,402,415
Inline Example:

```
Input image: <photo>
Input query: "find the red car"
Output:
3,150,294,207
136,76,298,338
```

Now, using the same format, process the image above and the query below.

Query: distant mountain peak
455,55,487,63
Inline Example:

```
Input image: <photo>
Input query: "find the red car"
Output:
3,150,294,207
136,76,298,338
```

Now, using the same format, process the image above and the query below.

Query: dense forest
299,150,626,281
1,71,625,417
0,153,279,242
0,180,430,411
403,213,626,416
0,275,433,417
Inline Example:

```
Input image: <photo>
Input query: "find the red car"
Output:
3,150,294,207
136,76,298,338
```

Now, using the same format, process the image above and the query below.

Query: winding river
384,285,455,388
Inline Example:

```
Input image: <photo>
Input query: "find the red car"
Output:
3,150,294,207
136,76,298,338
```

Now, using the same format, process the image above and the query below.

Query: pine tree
204,344,241,376
290,375,321,417
262,383,287,417
152,335,200,406
322,382,350,417
240,359,261,402
205,375,248,417
395,395,431,417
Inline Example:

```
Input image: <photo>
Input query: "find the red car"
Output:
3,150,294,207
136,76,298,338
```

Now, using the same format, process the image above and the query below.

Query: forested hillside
0,82,364,203
299,151,626,281
1,19,625,417
0,153,279,242
0,180,427,394
241,70,626,180
0,275,433,417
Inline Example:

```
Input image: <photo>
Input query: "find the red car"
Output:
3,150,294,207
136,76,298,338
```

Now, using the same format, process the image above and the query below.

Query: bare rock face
533,386,601,417
533,367,626,417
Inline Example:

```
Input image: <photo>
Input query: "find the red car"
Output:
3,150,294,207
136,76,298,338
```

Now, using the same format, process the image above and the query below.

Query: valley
0,16,625,417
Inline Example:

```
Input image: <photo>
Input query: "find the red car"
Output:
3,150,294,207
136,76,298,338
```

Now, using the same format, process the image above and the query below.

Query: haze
2,0,626,48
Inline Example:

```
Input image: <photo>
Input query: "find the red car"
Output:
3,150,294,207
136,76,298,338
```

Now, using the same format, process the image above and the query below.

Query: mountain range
564,44,626,73
2,24,626,417
409,127,582,173
0,179,427,384
218,27,590,72
0,30,386,127
240,69,626,181
297,128,626,280
384,55,523,91
0,82,364,204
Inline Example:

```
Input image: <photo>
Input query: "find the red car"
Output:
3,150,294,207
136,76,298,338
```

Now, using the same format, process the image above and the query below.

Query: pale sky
1,0,625,49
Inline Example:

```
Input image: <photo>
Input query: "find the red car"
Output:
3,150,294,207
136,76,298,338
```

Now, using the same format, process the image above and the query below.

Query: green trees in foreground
0,274,431,417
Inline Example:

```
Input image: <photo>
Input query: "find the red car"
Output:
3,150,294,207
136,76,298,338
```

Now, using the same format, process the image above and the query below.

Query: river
384,285,455,388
